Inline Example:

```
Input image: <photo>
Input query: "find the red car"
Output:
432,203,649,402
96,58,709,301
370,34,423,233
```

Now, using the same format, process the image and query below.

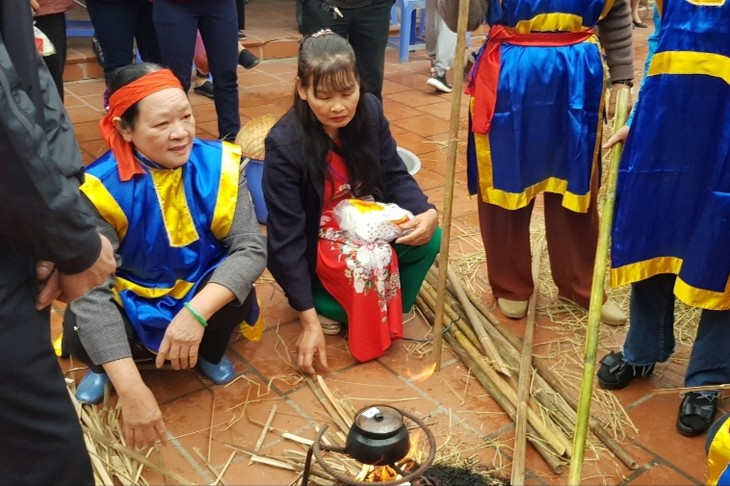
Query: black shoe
91,36,105,68
238,30,247,40
597,351,655,390
238,49,260,69
633,20,648,28
464,51,477,79
677,391,719,437
193,80,215,99
426,73,452,93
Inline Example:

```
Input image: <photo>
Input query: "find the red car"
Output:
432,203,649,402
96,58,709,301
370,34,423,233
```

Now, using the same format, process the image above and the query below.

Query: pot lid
353,406,404,438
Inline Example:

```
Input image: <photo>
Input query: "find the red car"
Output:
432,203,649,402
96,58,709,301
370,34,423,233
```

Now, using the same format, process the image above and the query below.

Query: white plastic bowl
396,146,421,176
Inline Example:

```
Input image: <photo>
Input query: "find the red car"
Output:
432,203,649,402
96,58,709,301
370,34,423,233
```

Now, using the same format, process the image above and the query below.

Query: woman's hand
118,382,168,449
395,208,438,246
602,125,630,150
296,309,329,374
103,358,168,450
155,306,205,370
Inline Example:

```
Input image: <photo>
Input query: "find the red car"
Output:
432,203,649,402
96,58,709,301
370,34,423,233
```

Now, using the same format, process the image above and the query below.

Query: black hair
108,62,166,129
293,32,383,200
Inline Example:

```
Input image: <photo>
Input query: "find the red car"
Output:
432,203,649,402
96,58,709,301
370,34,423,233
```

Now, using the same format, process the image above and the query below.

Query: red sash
468,25,596,134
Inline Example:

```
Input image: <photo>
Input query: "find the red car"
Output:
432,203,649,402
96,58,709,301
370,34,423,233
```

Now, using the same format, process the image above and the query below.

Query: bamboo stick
511,248,542,484
212,451,236,486
419,282,481,350
443,331,565,474
446,265,510,374
249,404,278,465
304,376,350,438
431,0,472,371
317,375,354,430
465,287,639,470
568,87,631,484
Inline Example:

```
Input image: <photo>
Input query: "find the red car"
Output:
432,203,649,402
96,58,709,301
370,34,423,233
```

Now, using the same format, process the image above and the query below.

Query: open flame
353,434,423,483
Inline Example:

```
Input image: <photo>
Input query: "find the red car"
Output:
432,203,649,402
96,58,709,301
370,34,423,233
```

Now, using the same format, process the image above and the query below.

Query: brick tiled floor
54,2,724,485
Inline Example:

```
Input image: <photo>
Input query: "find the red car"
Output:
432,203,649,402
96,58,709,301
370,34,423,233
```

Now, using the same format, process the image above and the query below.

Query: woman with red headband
61,63,267,449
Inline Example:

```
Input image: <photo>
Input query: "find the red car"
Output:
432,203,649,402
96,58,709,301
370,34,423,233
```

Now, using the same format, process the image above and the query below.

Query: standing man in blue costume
438,0,634,325
598,0,730,437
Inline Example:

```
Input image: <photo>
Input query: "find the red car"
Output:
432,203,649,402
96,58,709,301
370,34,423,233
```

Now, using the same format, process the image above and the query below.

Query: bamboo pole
431,0,472,370
446,266,509,374
568,87,631,484
511,247,542,484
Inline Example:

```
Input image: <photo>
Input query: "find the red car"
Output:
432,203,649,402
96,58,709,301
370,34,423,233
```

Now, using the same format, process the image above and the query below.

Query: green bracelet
184,302,208,328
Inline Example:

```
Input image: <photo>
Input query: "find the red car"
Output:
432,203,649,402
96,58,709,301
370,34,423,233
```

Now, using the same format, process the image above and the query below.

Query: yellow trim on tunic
649,51,730,86
514,13,586,33
114,275,195,300
149,168,198,248
211,141,241,240
599,0,616,21
611,257,730,310
708,418,730,485
80,174,129,240
473,131,594,212
687,0,725,6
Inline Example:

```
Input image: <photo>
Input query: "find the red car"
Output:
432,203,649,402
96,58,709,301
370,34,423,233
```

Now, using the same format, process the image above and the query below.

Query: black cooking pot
345,405,411,465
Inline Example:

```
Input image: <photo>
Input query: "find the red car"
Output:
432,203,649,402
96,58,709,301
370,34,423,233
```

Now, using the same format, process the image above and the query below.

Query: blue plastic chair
389,0,427,63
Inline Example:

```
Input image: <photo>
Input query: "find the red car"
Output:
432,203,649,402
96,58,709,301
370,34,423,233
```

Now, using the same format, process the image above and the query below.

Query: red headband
99,69,183,181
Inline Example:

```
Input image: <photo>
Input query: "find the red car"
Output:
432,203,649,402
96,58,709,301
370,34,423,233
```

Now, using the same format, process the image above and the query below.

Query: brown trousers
477,171,601,308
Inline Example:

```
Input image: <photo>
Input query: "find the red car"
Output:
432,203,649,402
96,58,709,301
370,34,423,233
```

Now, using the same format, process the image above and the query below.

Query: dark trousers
34,13,67,101
236,0,246,30
86,0,161,85
153,0,240,140
301,0,394,100
0,240,93,485
478,170,601,308
63,291,254,372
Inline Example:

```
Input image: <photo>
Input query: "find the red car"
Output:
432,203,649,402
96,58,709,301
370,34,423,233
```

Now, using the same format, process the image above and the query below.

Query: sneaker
497,298,528,319
426,73,452,93
319,315,342,335
193,80,215,99
238,30,247,40
238,49,260,69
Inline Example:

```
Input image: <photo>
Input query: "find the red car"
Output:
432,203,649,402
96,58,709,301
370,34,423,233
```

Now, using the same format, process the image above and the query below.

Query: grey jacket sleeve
597,0,635,82
69,200,131,366
0,30,101,274
208,170,268,304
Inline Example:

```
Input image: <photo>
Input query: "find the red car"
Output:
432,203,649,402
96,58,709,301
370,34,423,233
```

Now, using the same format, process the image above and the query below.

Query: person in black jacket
0,2,116,483
263,31,440,374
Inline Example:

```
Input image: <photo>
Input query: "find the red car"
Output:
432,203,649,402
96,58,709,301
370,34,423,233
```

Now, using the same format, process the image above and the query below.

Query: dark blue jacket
263,93,434,312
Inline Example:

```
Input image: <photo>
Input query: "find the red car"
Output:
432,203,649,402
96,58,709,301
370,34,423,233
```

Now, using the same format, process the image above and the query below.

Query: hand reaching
58,233,116,302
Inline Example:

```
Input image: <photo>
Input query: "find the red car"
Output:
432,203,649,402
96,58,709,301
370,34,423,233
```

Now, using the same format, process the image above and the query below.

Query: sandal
597,351,655,390
677,391,719,437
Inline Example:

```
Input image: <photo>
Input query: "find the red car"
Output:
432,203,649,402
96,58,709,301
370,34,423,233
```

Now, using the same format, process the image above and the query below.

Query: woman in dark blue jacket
263,31,440,374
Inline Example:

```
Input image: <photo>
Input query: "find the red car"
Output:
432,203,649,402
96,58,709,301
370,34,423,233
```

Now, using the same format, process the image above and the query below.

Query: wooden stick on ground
249,404,278,465
511,247,542,484
431,0,472,371
568,87,631,484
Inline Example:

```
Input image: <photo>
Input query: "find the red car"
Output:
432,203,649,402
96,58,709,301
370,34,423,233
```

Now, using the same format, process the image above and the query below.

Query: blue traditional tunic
467,0,613,212
80,139,242,350
610,0,730,310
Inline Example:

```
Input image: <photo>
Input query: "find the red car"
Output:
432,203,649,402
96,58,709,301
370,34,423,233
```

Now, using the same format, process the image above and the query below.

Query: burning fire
354,434,424,483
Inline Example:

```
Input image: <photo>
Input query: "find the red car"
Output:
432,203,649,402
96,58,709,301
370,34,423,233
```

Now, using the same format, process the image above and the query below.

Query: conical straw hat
235,114,280,161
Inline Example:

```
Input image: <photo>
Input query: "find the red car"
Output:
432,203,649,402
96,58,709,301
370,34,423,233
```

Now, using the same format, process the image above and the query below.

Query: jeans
153,0,240,140
623,273,730,387
86,0,161,85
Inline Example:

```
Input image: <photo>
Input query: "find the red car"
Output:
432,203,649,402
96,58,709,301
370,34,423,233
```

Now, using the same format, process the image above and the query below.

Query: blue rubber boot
197,355,235,385
75,370,110,405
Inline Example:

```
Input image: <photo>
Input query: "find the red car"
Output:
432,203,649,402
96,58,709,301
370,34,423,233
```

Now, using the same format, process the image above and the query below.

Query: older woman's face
120,88,195,169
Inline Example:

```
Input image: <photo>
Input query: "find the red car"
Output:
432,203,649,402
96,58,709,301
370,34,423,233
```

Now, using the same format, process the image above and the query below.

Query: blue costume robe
610,0,730,310
80,139,242,350
467,0,613,212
